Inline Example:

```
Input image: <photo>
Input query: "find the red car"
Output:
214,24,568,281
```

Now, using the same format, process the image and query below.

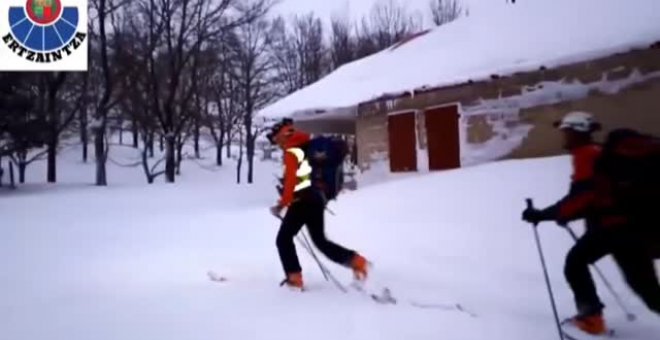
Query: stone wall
509,76,660,159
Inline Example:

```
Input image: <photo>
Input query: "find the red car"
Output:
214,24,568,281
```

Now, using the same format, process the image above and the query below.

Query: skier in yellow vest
268,120,368,290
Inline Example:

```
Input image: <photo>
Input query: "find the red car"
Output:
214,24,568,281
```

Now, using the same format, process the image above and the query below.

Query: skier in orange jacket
268,119,368,290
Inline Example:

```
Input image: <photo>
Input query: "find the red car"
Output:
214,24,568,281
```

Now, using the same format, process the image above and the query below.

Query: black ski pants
276,189,355,275
565,228,660,315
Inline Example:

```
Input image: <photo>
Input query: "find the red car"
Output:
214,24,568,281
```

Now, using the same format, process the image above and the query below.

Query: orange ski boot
570,313,607,336
350,254,369,281
280,272,304,290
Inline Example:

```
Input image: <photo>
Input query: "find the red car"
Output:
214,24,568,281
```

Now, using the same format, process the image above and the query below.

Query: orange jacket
278,131,311,207
558,144,602,221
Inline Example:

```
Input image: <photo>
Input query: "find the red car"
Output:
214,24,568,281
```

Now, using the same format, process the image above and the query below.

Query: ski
409,301,478,317
348,280,476,316
349,280,396,304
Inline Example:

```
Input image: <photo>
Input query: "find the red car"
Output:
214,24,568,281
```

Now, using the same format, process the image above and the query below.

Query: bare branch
429,0,466,26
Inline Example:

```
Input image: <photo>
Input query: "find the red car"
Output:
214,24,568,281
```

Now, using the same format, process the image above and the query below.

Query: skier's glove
522,207,555,224
270,204,284,219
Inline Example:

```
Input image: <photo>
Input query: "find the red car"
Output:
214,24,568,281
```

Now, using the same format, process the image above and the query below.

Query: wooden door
388,111,417,172
425,105,460,170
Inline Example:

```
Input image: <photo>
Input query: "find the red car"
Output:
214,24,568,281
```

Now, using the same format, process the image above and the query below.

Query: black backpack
595,129,660,257
304,136,349,201
275,136,349,202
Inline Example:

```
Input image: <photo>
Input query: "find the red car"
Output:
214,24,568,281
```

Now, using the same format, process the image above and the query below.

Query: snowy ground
1,143,659,340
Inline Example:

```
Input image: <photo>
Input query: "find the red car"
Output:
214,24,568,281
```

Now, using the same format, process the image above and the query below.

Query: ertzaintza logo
0,0,88,71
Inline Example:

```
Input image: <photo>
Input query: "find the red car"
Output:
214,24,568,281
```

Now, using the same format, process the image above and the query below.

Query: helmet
554,111,601,133
266,118,294,144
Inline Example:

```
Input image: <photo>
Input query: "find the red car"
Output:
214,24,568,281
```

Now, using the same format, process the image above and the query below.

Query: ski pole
273,214,344,290
563,226,637,321
527,198,565,340
325,206,336,216
296,231,348,292
297,232,330,281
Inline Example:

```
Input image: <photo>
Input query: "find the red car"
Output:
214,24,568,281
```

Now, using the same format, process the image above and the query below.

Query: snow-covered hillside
1,144,659,340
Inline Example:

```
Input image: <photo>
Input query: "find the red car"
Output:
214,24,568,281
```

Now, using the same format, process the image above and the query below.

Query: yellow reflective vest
286,147,312,192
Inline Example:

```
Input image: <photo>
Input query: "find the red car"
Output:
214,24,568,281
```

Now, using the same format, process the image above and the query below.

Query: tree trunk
18,162,26,184
46,82,58,183
132,123,139,148
175,137,184,175
141,147,155,184
9,162,16,189
80,111,88,162
160,134,164,152
0,155,3,187
226,137,232,159
148,132,155,158
95,128,107,186
216,129,225,166
82,140,88,163
247,136,255,184
47,140,57,183
119,126,124,145
216,142,223,166
245,107,255,183
194,121,200,159
236,130,243,184
165,134,175,183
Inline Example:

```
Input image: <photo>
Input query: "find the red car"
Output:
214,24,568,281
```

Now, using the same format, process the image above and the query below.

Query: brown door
388,111,417,172
425,105,460,170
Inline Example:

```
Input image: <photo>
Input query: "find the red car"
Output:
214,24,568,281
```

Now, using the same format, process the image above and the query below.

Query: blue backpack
304,136,348,201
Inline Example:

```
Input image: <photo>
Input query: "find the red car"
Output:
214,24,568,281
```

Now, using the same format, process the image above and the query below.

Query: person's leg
563,230,614,334
276,201,306,281
304,193,355,264
303,191,368,279
564,231,611,315
612,233,660,315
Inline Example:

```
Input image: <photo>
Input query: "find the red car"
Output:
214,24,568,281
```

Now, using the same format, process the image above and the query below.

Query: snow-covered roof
258,0,660,120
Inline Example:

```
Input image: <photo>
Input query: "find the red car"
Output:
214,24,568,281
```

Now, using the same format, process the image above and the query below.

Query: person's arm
554,146,601,222
531,180,594,224
278,151,298,208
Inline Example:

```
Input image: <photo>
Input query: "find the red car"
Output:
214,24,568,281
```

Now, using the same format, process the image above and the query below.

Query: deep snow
259,0,660,120
1,143,659,340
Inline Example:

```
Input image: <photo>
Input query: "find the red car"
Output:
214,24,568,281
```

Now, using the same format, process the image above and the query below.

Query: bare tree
88,0,125,186
140,0,272,183
355,0,421,59
229,19,277,184
205,50,241,167
370,0,420,48
78,102,92,162
429,0,465,26
269,17,298,94
293,14,325,87
270,13,326,94
108,5,172,184
38,72,88,182
329,14,355,70
0,73,49,184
